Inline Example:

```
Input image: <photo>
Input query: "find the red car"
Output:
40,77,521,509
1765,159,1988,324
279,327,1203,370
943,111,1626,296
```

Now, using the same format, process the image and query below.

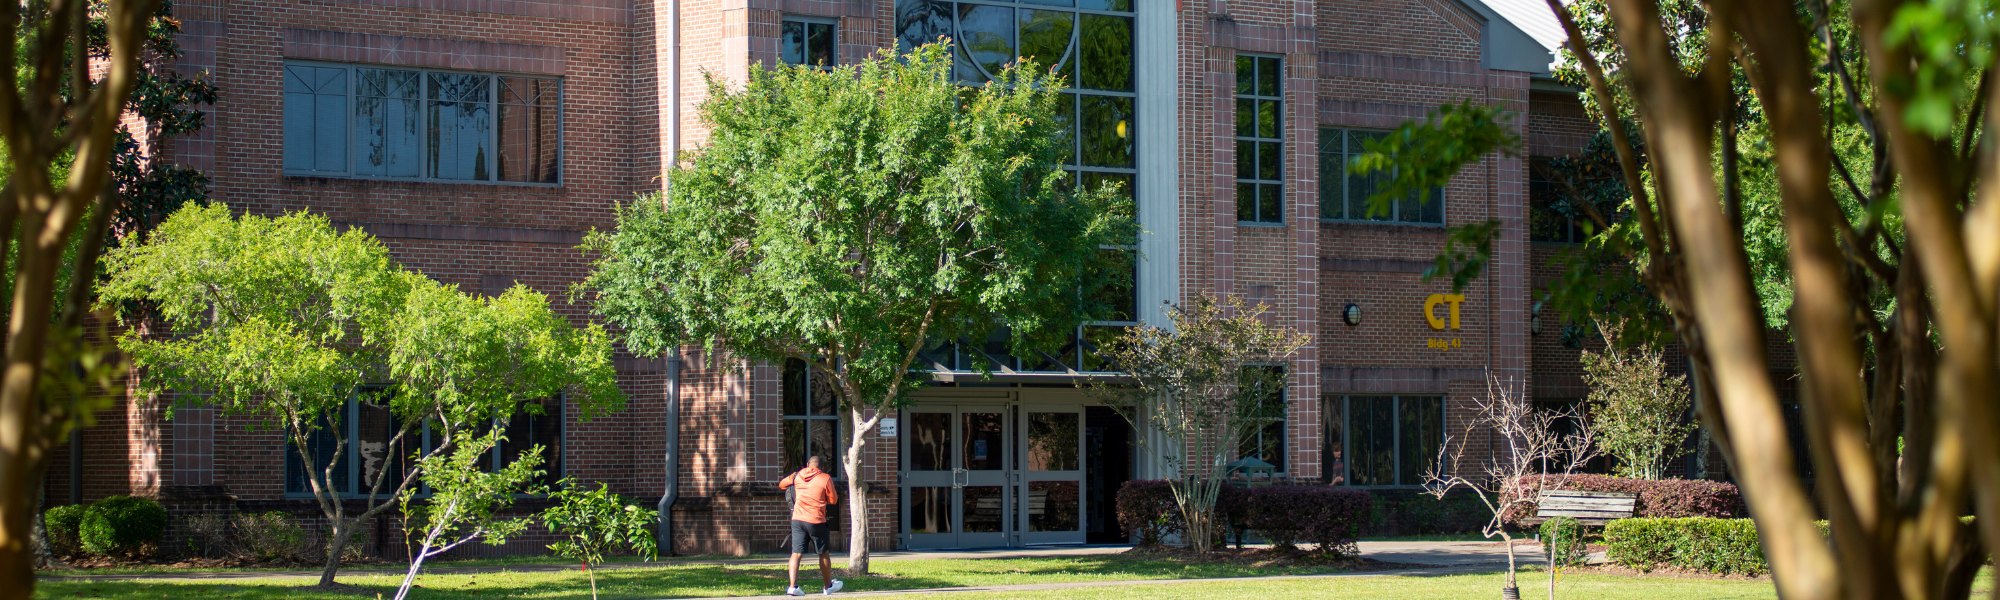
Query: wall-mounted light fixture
1530,314,1543,336
1342,303,1362,326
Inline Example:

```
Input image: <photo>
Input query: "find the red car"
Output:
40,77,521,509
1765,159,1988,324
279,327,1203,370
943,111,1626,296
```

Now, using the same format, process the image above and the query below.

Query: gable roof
1450,0,1565,75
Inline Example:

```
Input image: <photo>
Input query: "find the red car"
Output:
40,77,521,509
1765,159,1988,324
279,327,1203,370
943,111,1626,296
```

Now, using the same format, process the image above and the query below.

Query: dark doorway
1084,406,1134,544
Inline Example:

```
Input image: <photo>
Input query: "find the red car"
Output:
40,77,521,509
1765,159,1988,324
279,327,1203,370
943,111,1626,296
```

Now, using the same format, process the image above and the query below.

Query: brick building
45,0,1728,557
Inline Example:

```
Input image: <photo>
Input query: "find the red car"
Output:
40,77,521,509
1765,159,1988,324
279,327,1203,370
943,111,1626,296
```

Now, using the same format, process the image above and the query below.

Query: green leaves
543,479,660,566
1884,0,1997,136
1348,99,1518,220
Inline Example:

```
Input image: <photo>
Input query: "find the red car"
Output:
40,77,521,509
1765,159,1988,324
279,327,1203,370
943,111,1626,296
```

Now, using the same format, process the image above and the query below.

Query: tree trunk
318,518,351,587
843,404,871,576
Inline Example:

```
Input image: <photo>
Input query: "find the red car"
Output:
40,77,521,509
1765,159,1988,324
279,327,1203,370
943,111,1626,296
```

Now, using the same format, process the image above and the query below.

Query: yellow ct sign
1424,294,1465,330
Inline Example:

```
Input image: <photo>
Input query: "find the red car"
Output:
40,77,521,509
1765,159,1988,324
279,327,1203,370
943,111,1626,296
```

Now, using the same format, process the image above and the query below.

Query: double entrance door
900,404,1085,548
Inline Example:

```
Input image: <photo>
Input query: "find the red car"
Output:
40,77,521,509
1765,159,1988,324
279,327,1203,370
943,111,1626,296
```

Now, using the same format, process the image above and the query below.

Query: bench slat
1540,497,1636,505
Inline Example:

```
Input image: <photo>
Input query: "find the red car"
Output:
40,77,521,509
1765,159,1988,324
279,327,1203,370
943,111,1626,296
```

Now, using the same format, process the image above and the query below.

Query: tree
1579,321,1693,480
578,43,1131,575
1423,377,1598,598
1371,0,2000,595
1086,294,1310,555
390,430,545,600
0,0,175,593
97,204,622,588
543,479,660,600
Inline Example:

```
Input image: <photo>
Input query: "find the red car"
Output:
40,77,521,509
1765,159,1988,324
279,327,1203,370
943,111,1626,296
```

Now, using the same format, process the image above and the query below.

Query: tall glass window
1323,395,1443,486
1318,128,1444,224
783,359,846,479
281,61,561,185
1236,55,1283,224
1238,366,1288,472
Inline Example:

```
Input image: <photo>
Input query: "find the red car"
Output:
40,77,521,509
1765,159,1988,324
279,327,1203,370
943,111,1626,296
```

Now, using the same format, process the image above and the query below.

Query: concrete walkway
38,541,1522,583
690,563,1506,600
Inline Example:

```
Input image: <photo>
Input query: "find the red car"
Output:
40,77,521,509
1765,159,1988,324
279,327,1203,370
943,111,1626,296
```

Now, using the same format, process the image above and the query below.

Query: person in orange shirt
779,455,842,596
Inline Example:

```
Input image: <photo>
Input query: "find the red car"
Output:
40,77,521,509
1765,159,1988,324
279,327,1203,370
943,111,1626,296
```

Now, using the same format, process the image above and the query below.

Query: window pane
284,412,347,495
957,4,1014,83
1235,140,1253,179
963,412,1005,471
962,486,1004,532
1257,100,1279,138
284,65,347,173
1028,412,1080,471
1078,0,1130,10
782,21,807,65
909,487,953,533
501,397,562,486
1257,141,1281,180
1077,14,1131,91
1022,0,1075,6
1019,10,1074,77
910,412,952,471
783,359,809,416
810,419,841,478
1235,55,1253,95
1323,396,1346,484
1081,171,1135,218
1235,98,1254,137
355,400,408,493
811,368,840,416
355,68,420,178
784,419,807,475
1237,183,1255,222
1257,183,1282,223
1319,139,1343,219
808,22,836,67
1398,396,1444,485
1029,481,1080,531
1078,324,1126,372
1087,247,1136,322
1257,56,1280,96
1054,92,1077,165
428,73,493,180
896,0,952,56
1349,396,1394,486
1079,95,1133,167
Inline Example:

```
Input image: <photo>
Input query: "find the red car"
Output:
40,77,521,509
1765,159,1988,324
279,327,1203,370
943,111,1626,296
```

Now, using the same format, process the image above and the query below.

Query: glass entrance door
1019,406,1086,545
900,405,1011,549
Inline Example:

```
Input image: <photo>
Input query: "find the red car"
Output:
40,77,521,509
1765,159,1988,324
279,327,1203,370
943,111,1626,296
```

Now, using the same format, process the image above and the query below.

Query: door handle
952,468,966,488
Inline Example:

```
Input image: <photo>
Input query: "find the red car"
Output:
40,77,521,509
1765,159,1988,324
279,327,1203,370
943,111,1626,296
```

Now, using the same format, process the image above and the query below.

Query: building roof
1451,0,1565,75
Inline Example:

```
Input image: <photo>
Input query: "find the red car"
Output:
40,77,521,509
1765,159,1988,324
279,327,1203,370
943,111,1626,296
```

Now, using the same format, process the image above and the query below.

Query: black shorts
790,519,830,555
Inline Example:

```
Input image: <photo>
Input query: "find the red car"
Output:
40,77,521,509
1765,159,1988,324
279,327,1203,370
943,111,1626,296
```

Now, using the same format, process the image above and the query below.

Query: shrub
80,496,167,557
1604,517,1765,576
234,511,307,562
1540,516,1587,567
1241,486,1372,556
44,504,87,557
1370,492,1488,536
181,513,232,559
1505,474,1744,526
1115,480,1245,548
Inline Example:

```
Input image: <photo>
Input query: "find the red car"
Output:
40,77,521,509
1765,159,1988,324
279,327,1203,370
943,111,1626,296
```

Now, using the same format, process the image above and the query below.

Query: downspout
657,355,683,556
69,429,80,505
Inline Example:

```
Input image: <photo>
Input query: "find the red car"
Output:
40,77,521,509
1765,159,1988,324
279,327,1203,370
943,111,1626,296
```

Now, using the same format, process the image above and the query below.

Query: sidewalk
37,541,1519,583
680,563,1503,600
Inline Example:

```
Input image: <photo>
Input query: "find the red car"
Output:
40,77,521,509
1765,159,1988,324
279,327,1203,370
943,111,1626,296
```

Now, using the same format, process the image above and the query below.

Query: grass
35,554,1409,599
41,553,732,577
910,571,1784,600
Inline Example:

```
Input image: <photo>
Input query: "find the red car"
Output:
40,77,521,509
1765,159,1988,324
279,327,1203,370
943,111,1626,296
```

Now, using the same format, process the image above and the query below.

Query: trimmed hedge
1116,480,1245,547
1506,474,1744,525
1242,486,1372,556
80,496,167,556
44,504,86,557
1604,517,1765,575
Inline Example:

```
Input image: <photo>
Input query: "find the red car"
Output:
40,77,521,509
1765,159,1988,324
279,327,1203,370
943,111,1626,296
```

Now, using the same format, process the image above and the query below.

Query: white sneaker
824,579,844,595
786,586,804,596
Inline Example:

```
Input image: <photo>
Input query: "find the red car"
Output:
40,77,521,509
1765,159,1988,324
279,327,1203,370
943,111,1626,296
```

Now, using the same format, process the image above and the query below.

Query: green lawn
35,555,1420,599
915,572,1783,600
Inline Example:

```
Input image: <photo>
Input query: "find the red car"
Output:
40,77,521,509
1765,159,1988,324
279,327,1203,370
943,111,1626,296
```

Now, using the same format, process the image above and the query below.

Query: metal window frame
1235,53,1284,226
782,360,849,482
283,391,568,499
280,59,563,188
780,16,840,70
1316,127,1448,226
1333,394,1449,489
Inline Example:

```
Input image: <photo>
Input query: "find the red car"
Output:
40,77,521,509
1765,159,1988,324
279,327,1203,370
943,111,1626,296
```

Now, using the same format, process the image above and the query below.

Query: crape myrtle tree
579,43,1134,575
1359,0,2000,595
1086,294,1309,555
0,0,174,595
97,205,622,589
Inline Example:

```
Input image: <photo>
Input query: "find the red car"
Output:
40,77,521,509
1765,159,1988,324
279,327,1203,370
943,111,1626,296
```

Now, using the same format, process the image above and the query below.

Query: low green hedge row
1604,517,1766,575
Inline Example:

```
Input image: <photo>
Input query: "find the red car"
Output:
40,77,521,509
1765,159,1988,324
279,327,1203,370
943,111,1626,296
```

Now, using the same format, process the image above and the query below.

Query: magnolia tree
1424,377,1598,598
1088,294,1309,555
391,431,546,600
579,43,1131,574
1580,321,1692,480
97,205,622,588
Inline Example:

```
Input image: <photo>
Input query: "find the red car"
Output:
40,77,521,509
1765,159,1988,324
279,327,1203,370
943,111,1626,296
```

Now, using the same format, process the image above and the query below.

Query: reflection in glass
1257,56,1281,96
784,419,808,474
1078,325,1127,372
428,73,492,180
285,413,346,494
957,4,1014,83
1258,184,1282,223
284,65,348,173
1236,183,1255,222
1258,142,1281,180
1021,0,1074,5
962,412,1005,470
1235,55,1253,95
1078,0,1130,9
1053,93,1077,163
1349,396,1395,485
782,20,836,68
1236,98,1254,137
497,76,560,183
962,486,1004,532
1029,481,1081,531
811,420,842,478
1078,14,1132,91
1028,413,1080,471
1322,396,1347,484
909,487,953,534
896,1,952,56
1399,396,1444,485
1319,130,1344,219
355,68,420,178
356,401,405,491
1019,10,1074,77
1081,171,1135,217
1080,95,1133,167
501,397,562,486
911,412,952,471
1257,99,1279,138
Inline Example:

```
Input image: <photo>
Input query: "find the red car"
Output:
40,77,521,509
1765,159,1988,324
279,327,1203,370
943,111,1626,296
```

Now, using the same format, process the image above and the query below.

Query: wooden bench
1524,490,1637,526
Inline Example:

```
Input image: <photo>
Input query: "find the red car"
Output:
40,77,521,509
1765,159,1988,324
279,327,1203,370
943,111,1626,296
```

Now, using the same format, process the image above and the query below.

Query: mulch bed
1121,545,1437,570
